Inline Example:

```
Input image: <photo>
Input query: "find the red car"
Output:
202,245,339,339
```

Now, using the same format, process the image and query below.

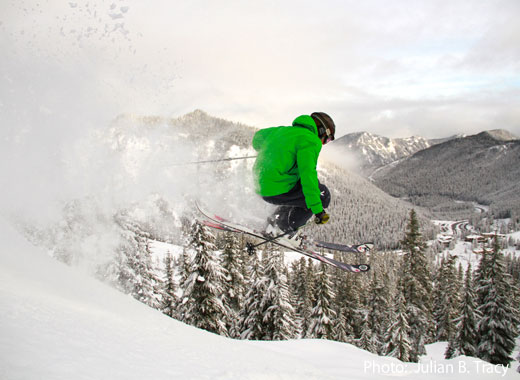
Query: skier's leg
263,182,330,233
263,181,307,233
282,183,330,230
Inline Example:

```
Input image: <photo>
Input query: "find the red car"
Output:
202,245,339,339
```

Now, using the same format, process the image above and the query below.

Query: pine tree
112,231,136,295
367,273,390,354
383,289,412,362
161,251,178,318
457,262,464,290
290,258,313,338
332,257,362,341
176,246,193,321
181,221,229,336
445,263,479,359
333,307,350,343
434,255,461,342
307,263,336,340
358,311,377,353
476,235,518,366
260,246,298,340
432,256,445,332
116,226,162,309
239,252,266,340
220,232,246,338
304,259,317,331
399,209,433,362
176,215,194,312
136,238,162,309
474,247,492,307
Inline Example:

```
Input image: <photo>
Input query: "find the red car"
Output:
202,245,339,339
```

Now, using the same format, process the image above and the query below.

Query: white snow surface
1,218,518,380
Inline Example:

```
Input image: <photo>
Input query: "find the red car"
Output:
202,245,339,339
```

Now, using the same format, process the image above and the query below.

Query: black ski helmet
311,112,335,142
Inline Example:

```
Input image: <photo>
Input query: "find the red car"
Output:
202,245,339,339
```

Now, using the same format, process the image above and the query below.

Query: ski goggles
323,128,335,144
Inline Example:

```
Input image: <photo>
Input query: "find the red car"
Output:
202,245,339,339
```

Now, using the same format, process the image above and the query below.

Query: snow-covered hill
1,217,518,379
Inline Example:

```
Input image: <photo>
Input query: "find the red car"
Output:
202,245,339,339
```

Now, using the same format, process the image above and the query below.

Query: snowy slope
1,218,518,380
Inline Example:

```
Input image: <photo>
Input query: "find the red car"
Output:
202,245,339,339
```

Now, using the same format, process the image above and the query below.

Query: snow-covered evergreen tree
112,231,136,295
138,238,163,309
332,257,362,341
476,236,518,366
176,216,194,317
445,263,479,359
114,222,162,309
220,232,246,338
474,247,492,307
434,255,460,342
290,257,313,338
307,263,336,340
161,251,178,319
432,255,445,331
358,311,377,354
383,289,412,362
457,262,464,290
177,246,191,284
399,209,433,362
260,246,298,340
239,252,266,340
333,307,350,343
181,221,229,336
367,273,390,354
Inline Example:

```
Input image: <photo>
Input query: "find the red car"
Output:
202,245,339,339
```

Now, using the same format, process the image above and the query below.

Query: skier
252,112,335,238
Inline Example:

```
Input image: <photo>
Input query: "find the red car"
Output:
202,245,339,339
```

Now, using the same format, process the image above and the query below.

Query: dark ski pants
262,181,331,233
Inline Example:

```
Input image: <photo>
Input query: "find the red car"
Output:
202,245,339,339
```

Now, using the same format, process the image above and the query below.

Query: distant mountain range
370,130,520,218
329,129,518,178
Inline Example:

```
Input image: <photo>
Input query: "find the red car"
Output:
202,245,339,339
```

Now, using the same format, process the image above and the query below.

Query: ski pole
168,155,257,166
245,231,292,254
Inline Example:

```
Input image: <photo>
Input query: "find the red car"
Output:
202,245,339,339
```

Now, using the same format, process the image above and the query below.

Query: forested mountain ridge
372,130,520,218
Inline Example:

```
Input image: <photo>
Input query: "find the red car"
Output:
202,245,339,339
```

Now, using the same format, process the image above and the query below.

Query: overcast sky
1,0,520,139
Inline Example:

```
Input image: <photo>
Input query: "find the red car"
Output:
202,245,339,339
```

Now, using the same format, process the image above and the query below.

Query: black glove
314,211,330,225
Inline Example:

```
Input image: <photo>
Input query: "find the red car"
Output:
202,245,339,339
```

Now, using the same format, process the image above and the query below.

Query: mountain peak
480,129,518,141
182,109,211,119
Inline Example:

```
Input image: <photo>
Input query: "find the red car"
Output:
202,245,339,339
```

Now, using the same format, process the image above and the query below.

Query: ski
196,203,370,273
202,220,237,232
314,240,374,254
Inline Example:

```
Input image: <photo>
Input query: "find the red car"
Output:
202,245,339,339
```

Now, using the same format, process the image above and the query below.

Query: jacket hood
292,115,318,136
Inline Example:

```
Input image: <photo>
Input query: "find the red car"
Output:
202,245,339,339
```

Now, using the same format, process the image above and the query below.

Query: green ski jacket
252,115,324,214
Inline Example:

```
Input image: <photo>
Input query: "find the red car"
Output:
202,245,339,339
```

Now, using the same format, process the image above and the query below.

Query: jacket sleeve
296,138,323,214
